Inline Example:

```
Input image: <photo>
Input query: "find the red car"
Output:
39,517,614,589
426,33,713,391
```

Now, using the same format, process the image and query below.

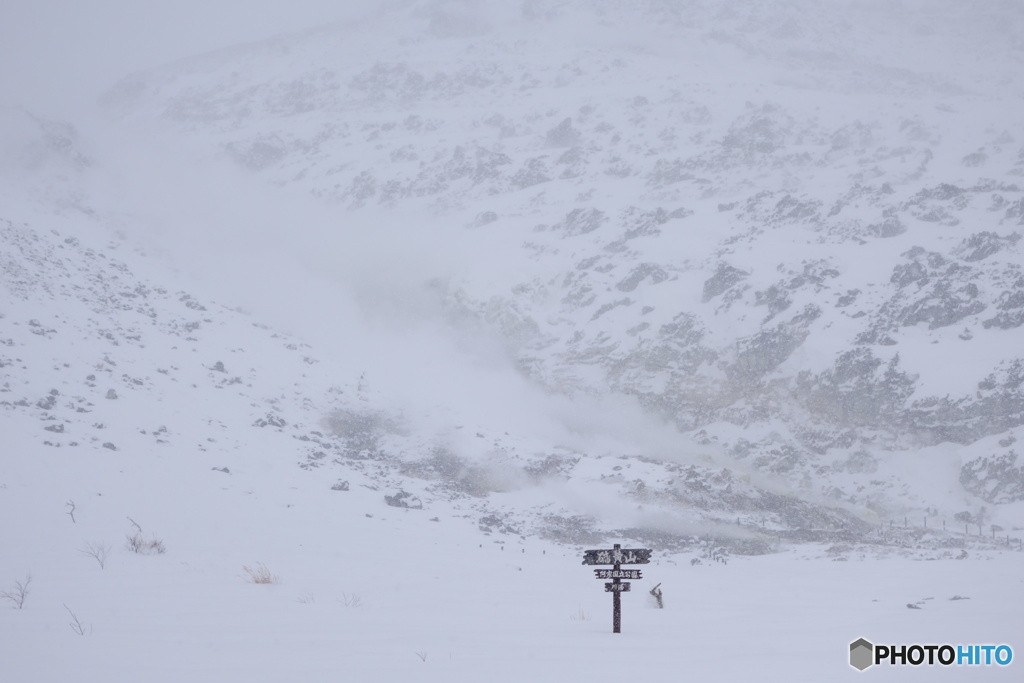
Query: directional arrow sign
594,569,642,580
605,582,631,592
582,547,652,566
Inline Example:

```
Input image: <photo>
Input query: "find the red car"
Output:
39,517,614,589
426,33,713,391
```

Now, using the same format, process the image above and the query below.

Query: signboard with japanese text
581,547,652,566
582,543,652,633
594,569,642,580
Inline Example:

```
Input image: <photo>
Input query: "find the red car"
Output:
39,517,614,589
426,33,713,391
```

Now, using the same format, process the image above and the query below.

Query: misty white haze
2,1,1024,680
0,1,375,116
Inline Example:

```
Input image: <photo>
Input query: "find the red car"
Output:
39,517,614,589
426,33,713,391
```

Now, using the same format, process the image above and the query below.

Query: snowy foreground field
1,429,1019,682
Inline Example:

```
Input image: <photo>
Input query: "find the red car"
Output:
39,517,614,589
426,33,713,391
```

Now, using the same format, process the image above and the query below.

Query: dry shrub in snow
243,563,280,584
80,542,111,568
1,575,31,609
339,592,362,607
125,533,166,555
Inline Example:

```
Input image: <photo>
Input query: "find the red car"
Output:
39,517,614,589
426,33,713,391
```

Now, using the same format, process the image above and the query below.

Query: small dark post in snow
582,543,652,634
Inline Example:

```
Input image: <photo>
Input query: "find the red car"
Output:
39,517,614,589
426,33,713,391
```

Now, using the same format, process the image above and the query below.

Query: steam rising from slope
89,117,713,483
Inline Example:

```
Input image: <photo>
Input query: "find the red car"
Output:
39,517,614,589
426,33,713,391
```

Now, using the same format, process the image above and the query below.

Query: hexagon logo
850,638,874,671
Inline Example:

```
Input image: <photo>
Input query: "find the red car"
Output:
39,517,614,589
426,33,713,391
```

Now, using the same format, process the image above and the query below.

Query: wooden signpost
582,543,652,633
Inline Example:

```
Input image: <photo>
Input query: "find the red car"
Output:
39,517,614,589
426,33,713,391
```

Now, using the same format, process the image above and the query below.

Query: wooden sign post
582,543,652,633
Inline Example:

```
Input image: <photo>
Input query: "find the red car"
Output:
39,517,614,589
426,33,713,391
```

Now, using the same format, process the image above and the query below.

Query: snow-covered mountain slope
89,0,1024,532
5,0,1024,554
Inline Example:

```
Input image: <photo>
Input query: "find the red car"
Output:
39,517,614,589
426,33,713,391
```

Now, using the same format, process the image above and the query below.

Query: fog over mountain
6,2,1024,679
4,0,1024,563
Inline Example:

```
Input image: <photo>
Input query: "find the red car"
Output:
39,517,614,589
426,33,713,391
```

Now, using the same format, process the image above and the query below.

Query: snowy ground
1,421,1020,681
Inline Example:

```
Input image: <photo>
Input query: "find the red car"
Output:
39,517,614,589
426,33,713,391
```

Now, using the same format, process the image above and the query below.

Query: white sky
0,0,370,117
